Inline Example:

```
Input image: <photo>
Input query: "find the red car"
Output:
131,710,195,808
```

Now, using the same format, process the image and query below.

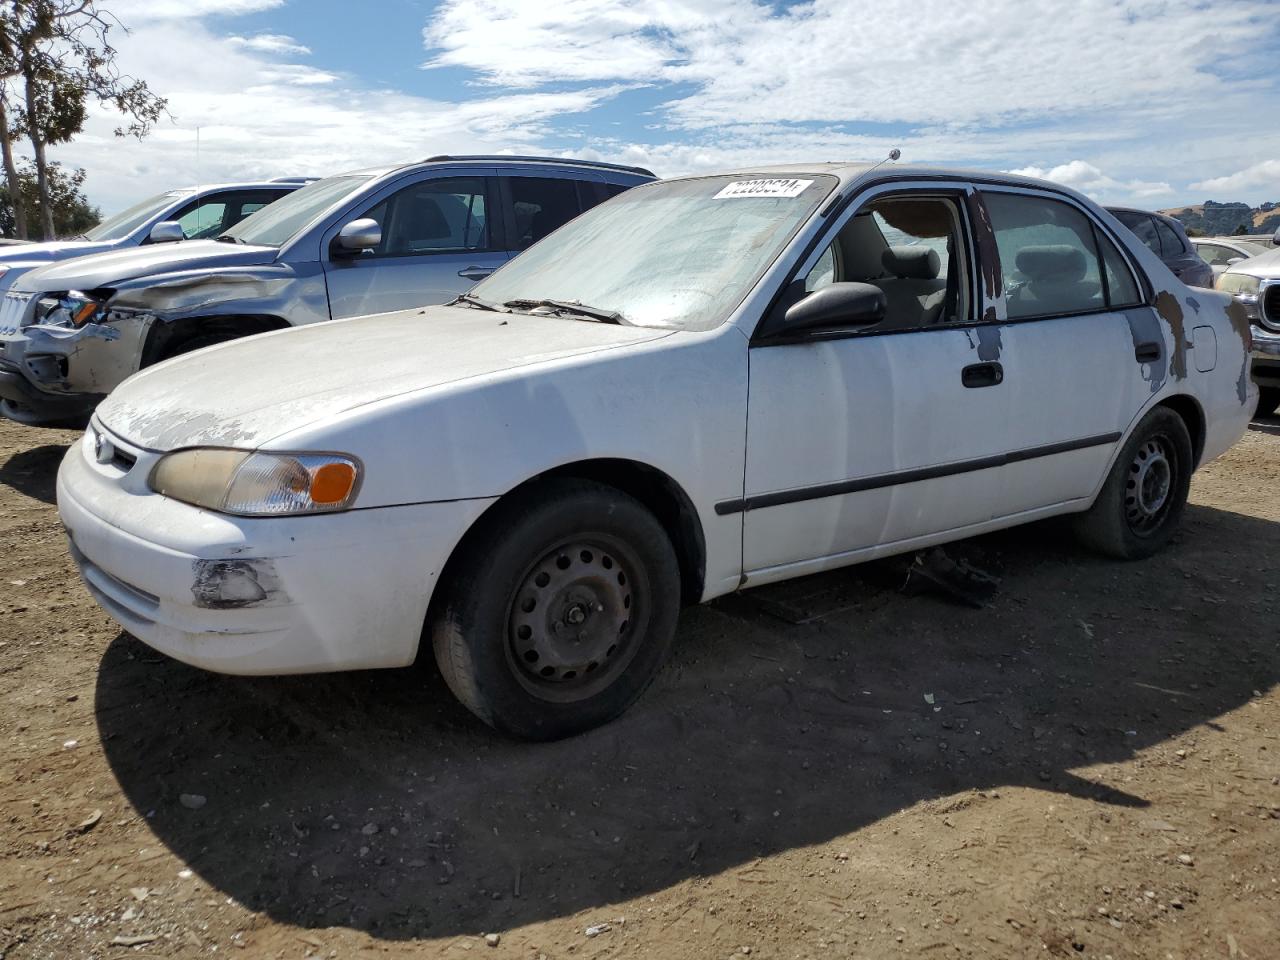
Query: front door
740,185,1012,579
323,173,509,319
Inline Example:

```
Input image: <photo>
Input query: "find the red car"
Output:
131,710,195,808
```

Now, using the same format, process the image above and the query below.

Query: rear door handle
457,265,495,280
961,361,1003,388
1135,341,1161,363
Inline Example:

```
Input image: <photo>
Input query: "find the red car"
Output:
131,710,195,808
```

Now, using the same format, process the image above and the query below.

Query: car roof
340,155,656,181
172,180,310,193
666,162,1102,196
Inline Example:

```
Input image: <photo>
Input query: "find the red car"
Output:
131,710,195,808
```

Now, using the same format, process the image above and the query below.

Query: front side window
472,174,835,331
508,177,581,249
82,191,190,241
799,194,970,329
1197,243,1234,267
175,200,227,239
360,177,489,257
984,191,1140,319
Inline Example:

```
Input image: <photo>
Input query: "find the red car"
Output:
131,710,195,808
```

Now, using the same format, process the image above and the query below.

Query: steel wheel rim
1125,435,1175,535
505,534,645,703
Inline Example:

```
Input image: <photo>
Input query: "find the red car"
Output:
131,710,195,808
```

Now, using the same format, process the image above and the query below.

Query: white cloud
46,18,619,213
1191,160,1280,196
126,0,283,18
423,0,1274,129
1007,161,1172,202
229,32,311,56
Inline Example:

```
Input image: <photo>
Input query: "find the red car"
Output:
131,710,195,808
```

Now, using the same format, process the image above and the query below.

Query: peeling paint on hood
96,305,675,451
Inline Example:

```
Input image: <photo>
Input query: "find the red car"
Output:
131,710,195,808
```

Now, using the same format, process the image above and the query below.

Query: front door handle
1135,341,1161,363
961,361,1003,388
457,265,495,280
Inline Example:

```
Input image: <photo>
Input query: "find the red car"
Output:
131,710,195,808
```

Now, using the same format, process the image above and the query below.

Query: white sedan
57,164,1253,739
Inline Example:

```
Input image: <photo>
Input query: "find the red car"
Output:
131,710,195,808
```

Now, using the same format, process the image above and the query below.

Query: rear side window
1113,211,1161,256
508,177,583,249
1153,218,1185,256
983,191,1139,319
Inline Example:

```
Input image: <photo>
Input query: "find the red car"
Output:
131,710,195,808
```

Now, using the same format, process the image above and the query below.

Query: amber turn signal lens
310,462,357,505
71,301,101,326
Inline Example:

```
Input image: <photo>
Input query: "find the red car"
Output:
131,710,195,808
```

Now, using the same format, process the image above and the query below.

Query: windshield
220,175,371,247
472,174,836,331
1233,240,1270,258
82,191,189,241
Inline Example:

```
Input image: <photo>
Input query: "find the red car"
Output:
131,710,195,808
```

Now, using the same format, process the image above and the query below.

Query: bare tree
0,1,165,239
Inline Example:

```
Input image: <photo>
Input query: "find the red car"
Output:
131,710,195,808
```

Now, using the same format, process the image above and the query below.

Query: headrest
1016,245,1087,283
882,245,940,280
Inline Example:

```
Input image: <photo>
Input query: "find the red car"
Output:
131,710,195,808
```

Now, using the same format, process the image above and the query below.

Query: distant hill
1160,200,1280,238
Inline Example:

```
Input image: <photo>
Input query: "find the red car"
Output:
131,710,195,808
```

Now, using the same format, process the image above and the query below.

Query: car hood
0,240,115,268
1230,245,1280,278
13,240,276,294
97,305,676,451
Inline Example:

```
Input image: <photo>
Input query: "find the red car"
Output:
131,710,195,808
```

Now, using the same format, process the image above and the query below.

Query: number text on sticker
713,179,815,200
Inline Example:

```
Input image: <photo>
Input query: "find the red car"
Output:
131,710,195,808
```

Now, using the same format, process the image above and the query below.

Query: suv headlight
34,290,107,328
149,449,362,516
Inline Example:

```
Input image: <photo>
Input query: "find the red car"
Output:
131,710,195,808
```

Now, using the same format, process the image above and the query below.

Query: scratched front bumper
56,420,495,675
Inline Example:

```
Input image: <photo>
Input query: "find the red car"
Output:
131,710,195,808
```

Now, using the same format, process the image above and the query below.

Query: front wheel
430,478,681,740
1256,387,1280,420
1072,407,1193,560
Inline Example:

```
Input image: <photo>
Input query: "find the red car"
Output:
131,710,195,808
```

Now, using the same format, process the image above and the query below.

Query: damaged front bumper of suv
0,293,152,426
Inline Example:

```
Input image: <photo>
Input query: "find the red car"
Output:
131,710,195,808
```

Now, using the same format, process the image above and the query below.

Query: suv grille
1263,284,1280,330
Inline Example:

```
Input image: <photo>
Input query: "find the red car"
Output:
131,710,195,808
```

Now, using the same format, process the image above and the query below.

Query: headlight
34,290,107,328
149,448,362,516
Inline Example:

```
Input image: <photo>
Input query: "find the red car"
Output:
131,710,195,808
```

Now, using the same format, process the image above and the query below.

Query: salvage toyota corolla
57,163,1254,739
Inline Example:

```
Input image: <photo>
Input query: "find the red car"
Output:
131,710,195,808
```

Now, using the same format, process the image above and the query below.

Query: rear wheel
431,478,681,740
1256,387,1280,419
1072,407,1192,560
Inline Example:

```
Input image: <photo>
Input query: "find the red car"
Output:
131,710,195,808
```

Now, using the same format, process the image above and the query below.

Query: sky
43,0,1280,217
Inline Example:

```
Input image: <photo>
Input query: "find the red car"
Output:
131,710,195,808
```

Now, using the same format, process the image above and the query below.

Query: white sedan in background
58,163,1253,739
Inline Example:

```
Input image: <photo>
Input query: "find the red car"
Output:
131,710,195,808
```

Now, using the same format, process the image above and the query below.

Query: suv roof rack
422,155,655,178
271,176,320,184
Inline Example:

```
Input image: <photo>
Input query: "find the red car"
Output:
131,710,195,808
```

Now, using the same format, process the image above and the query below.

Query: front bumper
1252,324,1280,388
0,311,148,426
57,422,495,675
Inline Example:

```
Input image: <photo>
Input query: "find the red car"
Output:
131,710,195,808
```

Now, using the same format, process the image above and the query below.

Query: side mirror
147,221,184,243
333,218,381,255
782,282,887,334
1226,257,1245,266
1273,228,1280,247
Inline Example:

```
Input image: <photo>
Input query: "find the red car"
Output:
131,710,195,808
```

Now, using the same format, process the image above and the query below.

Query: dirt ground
1,415,1277,960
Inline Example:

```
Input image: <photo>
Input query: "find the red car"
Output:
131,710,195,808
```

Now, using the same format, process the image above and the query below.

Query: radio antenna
866,147,901,177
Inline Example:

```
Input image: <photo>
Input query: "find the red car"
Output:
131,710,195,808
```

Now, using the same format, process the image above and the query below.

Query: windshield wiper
502,298,623,324
449,292,506,312
214,233,244,244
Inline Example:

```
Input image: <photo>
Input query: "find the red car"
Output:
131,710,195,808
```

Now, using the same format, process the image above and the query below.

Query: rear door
322,171,508,319
978,187,1154,515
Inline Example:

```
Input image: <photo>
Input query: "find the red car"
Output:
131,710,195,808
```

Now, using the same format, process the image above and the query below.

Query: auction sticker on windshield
713,178,814,200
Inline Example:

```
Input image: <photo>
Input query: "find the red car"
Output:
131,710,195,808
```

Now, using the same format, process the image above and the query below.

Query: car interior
804,196,970,329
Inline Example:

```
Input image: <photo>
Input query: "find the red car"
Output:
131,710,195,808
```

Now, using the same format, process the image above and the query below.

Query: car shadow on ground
0,443,68,505
95,503,1277,940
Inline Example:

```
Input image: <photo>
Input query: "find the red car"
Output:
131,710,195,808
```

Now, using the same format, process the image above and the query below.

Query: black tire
430,478,681,740
155,332,243,363
1256,387,1280,420
1072,407,1193,560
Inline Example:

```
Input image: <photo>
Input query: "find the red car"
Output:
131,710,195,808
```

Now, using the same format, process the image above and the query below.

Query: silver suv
0,156,653,425
0,178,308,294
